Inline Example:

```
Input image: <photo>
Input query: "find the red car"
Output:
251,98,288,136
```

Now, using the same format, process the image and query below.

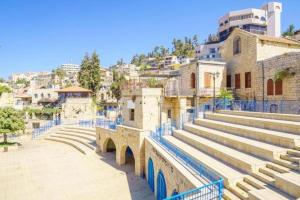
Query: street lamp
209,72,220,112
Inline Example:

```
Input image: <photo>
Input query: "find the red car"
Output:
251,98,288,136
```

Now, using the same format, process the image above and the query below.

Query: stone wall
256,52,300,101
61,98,95,119
145,138,202,196
222,28,300,100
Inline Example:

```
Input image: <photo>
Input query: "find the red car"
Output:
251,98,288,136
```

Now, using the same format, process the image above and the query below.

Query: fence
150,124,223,200
198,99,300,115
32,119,60,139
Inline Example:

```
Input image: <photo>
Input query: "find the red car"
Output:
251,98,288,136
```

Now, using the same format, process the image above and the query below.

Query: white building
218,2,282,41
164,55,179,69
59,64,80,74
195,42,224,61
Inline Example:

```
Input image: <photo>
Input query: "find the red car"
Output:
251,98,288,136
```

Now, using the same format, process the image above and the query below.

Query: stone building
56,86,95,120
221,28,300,100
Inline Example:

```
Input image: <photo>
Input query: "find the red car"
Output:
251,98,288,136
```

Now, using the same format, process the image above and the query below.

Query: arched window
191,73,196,89
275,79,283,95
233,36,241,55
267,79,274,95
261,16,266,21
147,158,154,192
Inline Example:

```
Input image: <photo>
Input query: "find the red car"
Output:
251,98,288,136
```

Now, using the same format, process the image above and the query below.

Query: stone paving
0,136,154,200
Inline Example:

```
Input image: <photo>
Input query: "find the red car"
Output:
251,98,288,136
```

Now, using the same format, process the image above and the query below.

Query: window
261,16,266,21
41,93,44,98
275,79,283,95
34,94,38,98
48,93,51,98
129,109,135,121
204,72,211,88
191,73,196,89
167,110,171,119
267,79,274,95
209,48,216,54
235,74,240,89
245,72,251,88
233,36,241,55
226,75,232,88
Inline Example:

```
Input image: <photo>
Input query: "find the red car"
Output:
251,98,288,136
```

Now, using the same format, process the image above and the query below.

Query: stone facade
61,98,95,119
255,52,300,101
222,28,300,100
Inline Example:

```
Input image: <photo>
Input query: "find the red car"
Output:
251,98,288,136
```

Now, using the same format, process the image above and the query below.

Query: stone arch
118,145,136,168
102,137,117,153
156,170,167,200
171,189,179,196
147,157,155,192
233,36,241,55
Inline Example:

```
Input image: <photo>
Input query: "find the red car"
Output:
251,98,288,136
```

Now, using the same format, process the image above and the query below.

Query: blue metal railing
32,119,60,139
165,179,223,200
198,99,300,115
150,124,223,200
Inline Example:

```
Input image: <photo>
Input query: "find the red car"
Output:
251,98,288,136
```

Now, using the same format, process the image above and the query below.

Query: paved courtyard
0,137,154,200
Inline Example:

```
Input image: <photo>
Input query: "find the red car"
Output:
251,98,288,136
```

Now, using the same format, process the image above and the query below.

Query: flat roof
56,86,92,93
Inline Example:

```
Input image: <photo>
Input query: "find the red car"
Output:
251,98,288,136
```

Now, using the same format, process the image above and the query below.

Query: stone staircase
164,110,300,200
44,125,96,155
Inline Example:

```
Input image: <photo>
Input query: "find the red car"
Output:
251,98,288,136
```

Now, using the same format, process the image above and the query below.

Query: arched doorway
148,158,154,192
157,170,167,200
171,190,178,196
105,138,116,152
125,146,135,165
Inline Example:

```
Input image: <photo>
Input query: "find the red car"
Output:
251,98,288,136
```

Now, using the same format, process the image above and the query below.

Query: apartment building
218,2,282,41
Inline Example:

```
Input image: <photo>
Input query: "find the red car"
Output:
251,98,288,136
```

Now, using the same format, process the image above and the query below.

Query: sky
0,0,299,79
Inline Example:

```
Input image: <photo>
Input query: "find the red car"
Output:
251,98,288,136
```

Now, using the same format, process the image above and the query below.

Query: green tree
0,107,25,144
217,89,234,100
0,78,5,83
0,85,11,96
110,70,125,102
16,78,30,87
78,51,102,97
52,68,66,86
282,24,296,37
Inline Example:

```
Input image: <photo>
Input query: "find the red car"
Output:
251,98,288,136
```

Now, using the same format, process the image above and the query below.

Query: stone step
252,171,275,185
205,113,300,135
45,137,88,154
173,129,266,173
217,110,300,122
50,134,95,150
228,186,249,200
195,118,300,149
274,158,299,171
266,163,290,173
287,149,300,157
60,125,96,132
248,188,293,200
223,189,242,200
162,135,246,187
259,167,281,178
243,176,266,190
280,154,300,164
184,123,286,161
274,172,300,198
55,131,95,141
236,181,257,192
58,128,95,137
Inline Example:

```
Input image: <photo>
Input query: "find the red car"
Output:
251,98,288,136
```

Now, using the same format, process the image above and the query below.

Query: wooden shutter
267,79,274,95
204,72,211,88
191,73,196,89
275,79,282,95
245,72,251,88
235,74,240,89
226,75,231,88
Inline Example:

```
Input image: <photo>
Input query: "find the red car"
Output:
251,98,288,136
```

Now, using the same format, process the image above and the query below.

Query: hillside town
1,1,300,200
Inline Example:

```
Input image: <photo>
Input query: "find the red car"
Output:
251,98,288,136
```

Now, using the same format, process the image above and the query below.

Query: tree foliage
78,52,102,97
282,24,296,37
52,68,66,86
217,89,234,100
0,85,11,96
274,68,296,81
172,35,198,57
110,70,125,101
16,78,30,87
0,107,25,143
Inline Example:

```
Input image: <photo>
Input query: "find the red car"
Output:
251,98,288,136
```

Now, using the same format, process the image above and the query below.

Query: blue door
157,170,167,200
148,158,154,192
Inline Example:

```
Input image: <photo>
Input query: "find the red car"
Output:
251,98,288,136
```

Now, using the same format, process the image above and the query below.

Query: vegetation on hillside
282,24,296,37
0,85,11,96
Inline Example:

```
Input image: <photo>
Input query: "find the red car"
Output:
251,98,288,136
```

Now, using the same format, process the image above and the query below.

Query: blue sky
0,0,299,78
